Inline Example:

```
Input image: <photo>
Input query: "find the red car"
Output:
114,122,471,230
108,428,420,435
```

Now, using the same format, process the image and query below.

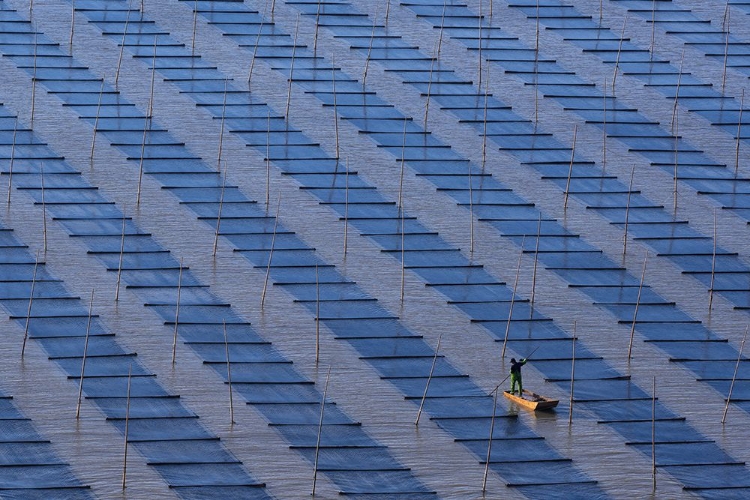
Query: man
509,358,527,396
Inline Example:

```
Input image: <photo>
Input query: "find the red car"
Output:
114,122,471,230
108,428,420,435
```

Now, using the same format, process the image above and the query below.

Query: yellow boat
503,390,559,411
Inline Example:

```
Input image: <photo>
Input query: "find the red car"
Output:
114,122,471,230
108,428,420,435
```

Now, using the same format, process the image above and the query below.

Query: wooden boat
503,390,559,411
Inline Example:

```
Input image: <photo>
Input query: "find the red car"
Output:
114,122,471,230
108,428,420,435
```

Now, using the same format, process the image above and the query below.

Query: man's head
511,358,516,363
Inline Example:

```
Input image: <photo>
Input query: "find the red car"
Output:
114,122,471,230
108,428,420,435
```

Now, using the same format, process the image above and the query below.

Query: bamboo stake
722,4,730,94
415,334,442,425
568,324,576,426
115,207,126,301
40,163,47,252
21,251,39,358
69,0,76,48
651,376,656,490
75,289,95,419
708,209,717,313
90,77,106,163
191,0,198,55
7,117,16,205
171,257,183,365
362,6,377,87
722,325,747,423
217,78,228,171
223,320,235,424
478,1,482,90
400,197,405,304
534,0,540,125
147,35,157,119
343,158,349,255
332,54,339,159
31,31,37,124
670,49,685,135
135,114,149,207
649,0,656,60
313,0,321,56
735,89,744,177
285,15,300,122
213,163,228,257
612,14,627,94
424,38,437,131
481,70,489,173
398,118,407,209
603,79,607,171
564,125,577,210
247,0,267,86
628,252,648,360
260,193,281,308
315,264,320,363
529,214,541,313
115,2,132,88
623,166,635,255
673,113,678,214
481,387,499,493
469,162,474,254
122,363,132,490
265,109,271,210
311,366,331,497
501,237,525,358
385,0,390,27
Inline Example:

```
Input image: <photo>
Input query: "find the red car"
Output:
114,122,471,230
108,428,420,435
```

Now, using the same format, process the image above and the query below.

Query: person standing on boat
509,358,526,396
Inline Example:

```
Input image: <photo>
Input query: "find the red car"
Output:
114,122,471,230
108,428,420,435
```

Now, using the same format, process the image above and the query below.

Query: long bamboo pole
21,252,40,358
628,252,648,360
213,163,228,257
415,334,442,425
564,125,577,210
735,90,744,177
312,366,331,497
501,237,525,358
75,289,95,419
171,257,183,364
722,325,747,423
223,320,235,424
623,166,635,255
260,193,281,308
7,117,16,205
115,207,126,301
122,363,132,490
708,209,717,313
90,77,106,163
481,387,499,493
568,324,576,426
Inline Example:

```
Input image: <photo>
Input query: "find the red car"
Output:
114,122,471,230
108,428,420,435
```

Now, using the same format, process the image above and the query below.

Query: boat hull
503,390,559,411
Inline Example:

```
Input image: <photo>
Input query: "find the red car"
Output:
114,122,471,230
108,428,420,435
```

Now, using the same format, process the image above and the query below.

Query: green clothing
509,359,527,394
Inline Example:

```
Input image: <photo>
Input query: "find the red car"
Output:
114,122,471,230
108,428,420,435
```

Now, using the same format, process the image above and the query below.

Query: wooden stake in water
424,38,438,131
7,117,17,205
602,80,607,171
534,0,540,125
247,1,267,86
315,264,320,363
468,162,474,254
481,387,499,493
362,7,378,87
722,325,747,423
21,251,39,358
623,166,635,256
75,289,95,419
135,114,149,207
191,0,198,56
265,109,271,210
398,118,407,209
628,252,648,360
400,199,406,304
568,325,576,426
670,49,685,135
147,36,157,119
115,3,132,88
673,114,679,214
530,214,541,313
332,54,340,159
708,209,717,313
260,193,281,308
223,321,235,424
415,334,442,425
612,14,627,94
213,163,228,257
171,257,184,365
311,366,331,497
649,0,656,59
69,0,76,48
90,77,106,163
722,4,730,94
343,158,349,255
651,376,656,490
121,363,132,490
217,78,228,171
40,163,47,252
478,1,483,89
31,31,37,124
564,125,577,210
115,207,126,301
481,69,489,173
735,89,744,177
501,237,525,358
385,0,390,27
285,15,300,122
313,0,321,56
